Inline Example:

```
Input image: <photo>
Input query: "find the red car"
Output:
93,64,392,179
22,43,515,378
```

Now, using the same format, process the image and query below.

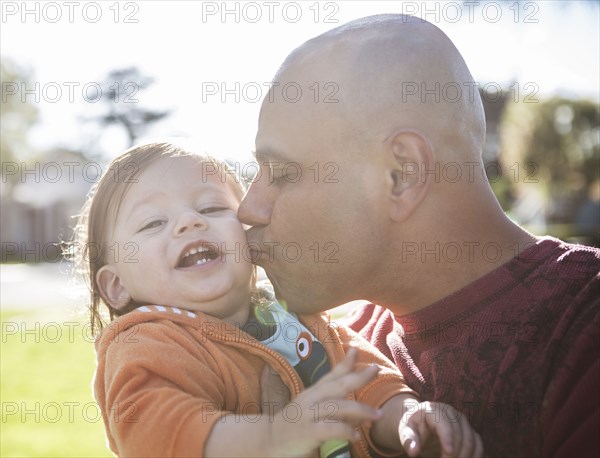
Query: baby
75,142,482,457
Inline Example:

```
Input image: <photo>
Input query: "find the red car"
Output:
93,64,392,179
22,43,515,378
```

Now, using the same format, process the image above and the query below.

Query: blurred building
1,149,96,262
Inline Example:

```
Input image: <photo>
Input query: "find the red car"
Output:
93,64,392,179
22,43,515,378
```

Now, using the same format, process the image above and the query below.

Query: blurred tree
501,96,600,242
0,60,39,194
90,67,169,147
479,84,516,211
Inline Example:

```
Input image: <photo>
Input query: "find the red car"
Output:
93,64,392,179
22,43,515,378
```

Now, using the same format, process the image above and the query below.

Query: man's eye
199,207,227,214
265,163,301,184
267,170,287,184
139,220,164,231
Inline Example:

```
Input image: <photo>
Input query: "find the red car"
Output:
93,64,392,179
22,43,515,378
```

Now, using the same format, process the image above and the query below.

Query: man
238,15,599,457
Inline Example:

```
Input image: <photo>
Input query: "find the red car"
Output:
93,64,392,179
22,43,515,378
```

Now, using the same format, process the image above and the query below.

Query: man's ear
385,129,434,222
96,265,131,310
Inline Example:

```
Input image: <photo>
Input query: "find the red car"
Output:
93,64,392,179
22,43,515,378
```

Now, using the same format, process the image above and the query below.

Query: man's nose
238,180,274,227
173,211,208,236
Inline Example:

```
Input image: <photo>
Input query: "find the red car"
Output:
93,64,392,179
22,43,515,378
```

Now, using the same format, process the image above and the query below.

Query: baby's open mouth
177,244,220,268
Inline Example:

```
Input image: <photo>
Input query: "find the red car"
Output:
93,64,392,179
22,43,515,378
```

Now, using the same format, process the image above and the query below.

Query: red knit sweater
346,237,599,457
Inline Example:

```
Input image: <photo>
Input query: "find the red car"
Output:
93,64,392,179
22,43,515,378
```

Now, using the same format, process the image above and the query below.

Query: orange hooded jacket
94,305,416,457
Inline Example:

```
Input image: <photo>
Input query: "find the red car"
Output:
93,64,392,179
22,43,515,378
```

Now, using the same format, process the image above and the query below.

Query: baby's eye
139,220,165,231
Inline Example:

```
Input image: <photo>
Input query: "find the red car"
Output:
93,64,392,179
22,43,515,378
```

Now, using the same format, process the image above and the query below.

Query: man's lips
244,228,269,264
244,227,262,246
247,245,265,264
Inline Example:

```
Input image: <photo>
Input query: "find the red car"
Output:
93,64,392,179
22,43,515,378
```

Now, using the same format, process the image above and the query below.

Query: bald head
267,14,486,162
243,15,534,315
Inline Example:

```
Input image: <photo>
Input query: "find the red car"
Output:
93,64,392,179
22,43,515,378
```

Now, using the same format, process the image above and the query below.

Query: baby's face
100,156,253,325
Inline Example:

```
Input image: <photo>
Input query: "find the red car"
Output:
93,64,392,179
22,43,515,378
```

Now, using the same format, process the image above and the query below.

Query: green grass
1,312,112,457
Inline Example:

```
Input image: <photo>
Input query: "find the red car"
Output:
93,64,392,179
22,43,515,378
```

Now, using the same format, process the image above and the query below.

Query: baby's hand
266,349,381,457
399,401,483,458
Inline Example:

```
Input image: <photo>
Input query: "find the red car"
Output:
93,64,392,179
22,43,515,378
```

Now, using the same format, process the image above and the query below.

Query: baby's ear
96,265,131,310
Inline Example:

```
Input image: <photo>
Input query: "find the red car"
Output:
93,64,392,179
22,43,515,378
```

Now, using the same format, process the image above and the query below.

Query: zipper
321,315,372,458
204,327,304,396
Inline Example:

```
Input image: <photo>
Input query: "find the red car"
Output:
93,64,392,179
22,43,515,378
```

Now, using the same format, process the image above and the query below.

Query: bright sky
1,0,599,164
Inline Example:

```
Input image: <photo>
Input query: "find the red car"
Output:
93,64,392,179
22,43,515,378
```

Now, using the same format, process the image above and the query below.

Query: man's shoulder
545,239,598,295
526,237,600,275
510,238,599,302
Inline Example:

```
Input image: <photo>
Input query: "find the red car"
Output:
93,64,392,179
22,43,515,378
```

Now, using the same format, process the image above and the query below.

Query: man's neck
378,217,538,316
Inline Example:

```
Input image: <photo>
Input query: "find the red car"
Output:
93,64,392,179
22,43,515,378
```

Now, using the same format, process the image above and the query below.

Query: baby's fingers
413,402,483,458
453,412,483,458
312,421,362,445
317,348,359,383
400,401,456,457
327,364,379,397
307,357,379,401
312,399,381,426
472,432,484,458
310,400,381,446
399,424,420,457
